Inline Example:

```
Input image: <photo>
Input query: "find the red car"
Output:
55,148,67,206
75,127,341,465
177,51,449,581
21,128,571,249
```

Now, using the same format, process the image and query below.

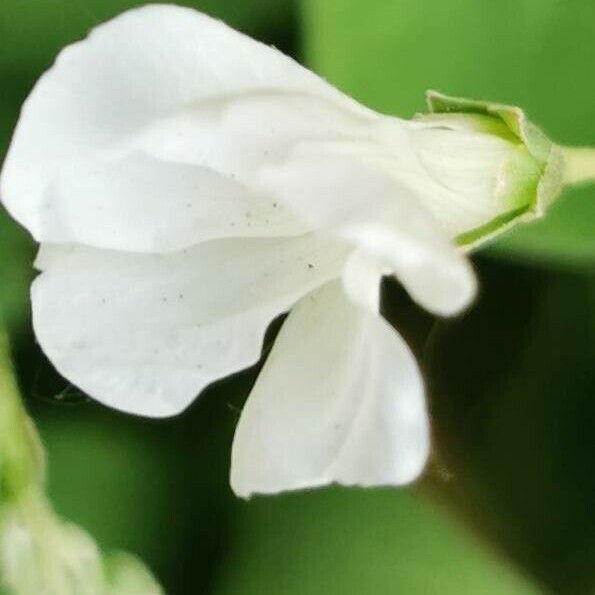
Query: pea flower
0,5,562,497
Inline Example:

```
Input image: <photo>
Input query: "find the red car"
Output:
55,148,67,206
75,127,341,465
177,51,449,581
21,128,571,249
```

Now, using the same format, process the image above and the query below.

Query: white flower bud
0,492,163,595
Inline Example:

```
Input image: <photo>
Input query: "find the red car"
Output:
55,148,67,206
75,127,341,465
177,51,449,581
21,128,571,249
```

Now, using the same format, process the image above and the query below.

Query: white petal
257,146,477,316
39,151,306,252
1,5,372,250
134,93,376,180
231,281,430,498
341,249,388,311
32,235,349,417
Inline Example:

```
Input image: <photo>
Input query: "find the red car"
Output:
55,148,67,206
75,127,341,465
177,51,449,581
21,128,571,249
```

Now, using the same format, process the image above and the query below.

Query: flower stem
0,323,44,502
561,146,595,186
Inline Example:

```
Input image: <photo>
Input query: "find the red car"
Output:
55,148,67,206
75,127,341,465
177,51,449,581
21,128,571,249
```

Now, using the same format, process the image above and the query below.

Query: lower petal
230,280,430,497
32,234,348,418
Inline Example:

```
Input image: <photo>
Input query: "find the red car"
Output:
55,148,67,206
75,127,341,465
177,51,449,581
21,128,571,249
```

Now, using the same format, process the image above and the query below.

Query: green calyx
425,91,565,250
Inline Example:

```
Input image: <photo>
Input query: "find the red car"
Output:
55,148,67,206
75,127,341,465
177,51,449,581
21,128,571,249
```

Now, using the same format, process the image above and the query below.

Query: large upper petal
0,4,375,251
32,234,349,417
231,280,430,498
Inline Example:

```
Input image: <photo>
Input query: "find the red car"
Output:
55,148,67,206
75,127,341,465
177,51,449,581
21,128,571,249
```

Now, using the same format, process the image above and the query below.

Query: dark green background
2,1,595,593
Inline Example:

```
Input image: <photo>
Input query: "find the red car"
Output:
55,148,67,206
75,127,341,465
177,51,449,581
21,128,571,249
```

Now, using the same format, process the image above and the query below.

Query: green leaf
302,0,595,268
211,488,541,594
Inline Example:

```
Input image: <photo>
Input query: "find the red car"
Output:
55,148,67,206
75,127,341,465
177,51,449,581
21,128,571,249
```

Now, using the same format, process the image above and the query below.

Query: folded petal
1,5,373,250
37,151,306,252
341,249,388,311
257,147,477,316
32,235,349,417
231,281,430,497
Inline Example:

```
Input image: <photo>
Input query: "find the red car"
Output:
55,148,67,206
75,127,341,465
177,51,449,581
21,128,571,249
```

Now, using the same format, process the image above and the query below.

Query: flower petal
32,235,348,417
258,147,477,316
341,249,388,311
230,280,430,498
1,4,372,251
35,151,306,252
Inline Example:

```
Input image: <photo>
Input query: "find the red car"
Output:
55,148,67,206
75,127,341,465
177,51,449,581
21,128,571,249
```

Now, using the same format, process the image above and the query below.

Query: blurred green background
2,1,595,593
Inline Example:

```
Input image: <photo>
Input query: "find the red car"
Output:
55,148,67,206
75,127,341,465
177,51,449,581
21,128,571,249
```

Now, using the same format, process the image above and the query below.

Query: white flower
0,494,163,595
0,5,561,497
0,327,163,594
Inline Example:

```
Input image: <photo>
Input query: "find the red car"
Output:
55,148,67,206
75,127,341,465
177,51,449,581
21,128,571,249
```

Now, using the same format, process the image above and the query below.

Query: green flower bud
414,91,565,248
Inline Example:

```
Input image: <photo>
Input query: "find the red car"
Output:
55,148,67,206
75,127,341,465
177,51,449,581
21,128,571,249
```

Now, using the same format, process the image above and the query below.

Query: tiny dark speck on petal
178,293,184,300
272,202,278,208
161,296,168,303
307,263,314,269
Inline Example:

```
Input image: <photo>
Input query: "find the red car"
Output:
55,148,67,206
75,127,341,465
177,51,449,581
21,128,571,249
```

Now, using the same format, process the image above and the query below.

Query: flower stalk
561,146,595,186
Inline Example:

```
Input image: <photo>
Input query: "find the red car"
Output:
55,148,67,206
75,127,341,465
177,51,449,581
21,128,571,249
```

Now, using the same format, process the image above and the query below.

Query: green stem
561,146,595,185
0,323,44,502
